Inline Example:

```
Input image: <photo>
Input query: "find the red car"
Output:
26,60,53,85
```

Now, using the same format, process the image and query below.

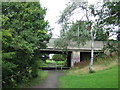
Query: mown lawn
59,66,118,88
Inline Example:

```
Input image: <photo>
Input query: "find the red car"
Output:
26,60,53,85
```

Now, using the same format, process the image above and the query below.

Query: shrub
52,54,66,61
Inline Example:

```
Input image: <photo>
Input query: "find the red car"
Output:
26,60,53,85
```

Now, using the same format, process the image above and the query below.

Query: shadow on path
33,70,64,88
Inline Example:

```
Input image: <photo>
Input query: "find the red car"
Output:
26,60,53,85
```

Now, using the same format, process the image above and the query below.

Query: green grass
46,60,65,64
59,66,118,88
46,60,54,63
40,59,66,67
18,70,48,88
55,61,65,64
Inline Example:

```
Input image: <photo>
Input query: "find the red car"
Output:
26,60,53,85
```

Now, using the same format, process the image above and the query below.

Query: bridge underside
40,50,72,67
40,49,103,67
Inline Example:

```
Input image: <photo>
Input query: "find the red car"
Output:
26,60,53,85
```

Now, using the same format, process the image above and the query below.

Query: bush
95,53,106,58
52,54,66,61
2,61,18,87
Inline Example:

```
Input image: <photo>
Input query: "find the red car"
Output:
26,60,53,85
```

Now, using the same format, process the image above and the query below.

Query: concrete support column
71,51,80,67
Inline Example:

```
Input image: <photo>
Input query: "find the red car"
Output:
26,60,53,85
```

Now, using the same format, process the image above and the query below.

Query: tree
2,2,51,88
55,21,91,48
56,1,98,73
56,0,119,72
96,1,120,55
96,1,120,40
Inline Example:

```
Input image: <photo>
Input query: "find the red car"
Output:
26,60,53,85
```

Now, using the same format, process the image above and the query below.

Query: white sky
39,0,103,38
40,0,70,38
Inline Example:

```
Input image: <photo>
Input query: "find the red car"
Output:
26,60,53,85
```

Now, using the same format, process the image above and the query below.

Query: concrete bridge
40,38,106,67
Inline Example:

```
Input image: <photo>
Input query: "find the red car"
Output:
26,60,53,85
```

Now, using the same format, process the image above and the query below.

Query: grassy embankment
59,55,118,88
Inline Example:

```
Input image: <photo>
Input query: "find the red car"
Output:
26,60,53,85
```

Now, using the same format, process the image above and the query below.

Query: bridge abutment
71,51,80,67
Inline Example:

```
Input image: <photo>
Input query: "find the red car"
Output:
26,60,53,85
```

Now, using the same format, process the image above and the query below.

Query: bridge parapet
47,38,106,50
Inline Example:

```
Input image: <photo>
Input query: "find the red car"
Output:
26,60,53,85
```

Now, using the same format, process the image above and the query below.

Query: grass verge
18,70,48,88
59,66,118,88
66,55,118,75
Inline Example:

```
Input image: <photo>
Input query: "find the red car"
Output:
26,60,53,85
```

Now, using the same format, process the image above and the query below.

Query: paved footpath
33,70,64,88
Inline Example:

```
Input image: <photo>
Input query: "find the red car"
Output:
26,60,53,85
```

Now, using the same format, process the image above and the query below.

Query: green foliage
96,1,120,41
95,52,106,58
39,59,66,67
103,1,120,25
52,54,66,61
92,1,119,57
54,21,90,49
18,70,48,88
54,37,70,49
68,21,90,45
55,2,91,49
103,40,118,56
2,2,51,88
94,54,118,66
94,28,109,41
58,1,119,42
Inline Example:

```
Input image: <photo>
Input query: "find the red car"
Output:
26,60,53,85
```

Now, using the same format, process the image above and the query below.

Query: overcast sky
40,0,69,38
39,0,103,38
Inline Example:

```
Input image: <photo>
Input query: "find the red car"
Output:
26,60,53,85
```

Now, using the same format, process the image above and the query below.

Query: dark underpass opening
80,52,103,62
39,50,72,70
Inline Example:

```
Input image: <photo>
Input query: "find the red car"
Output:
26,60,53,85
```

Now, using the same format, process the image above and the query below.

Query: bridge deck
43,38,106,51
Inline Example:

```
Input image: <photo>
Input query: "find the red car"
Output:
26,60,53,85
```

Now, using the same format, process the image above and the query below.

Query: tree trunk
89,28,95,73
